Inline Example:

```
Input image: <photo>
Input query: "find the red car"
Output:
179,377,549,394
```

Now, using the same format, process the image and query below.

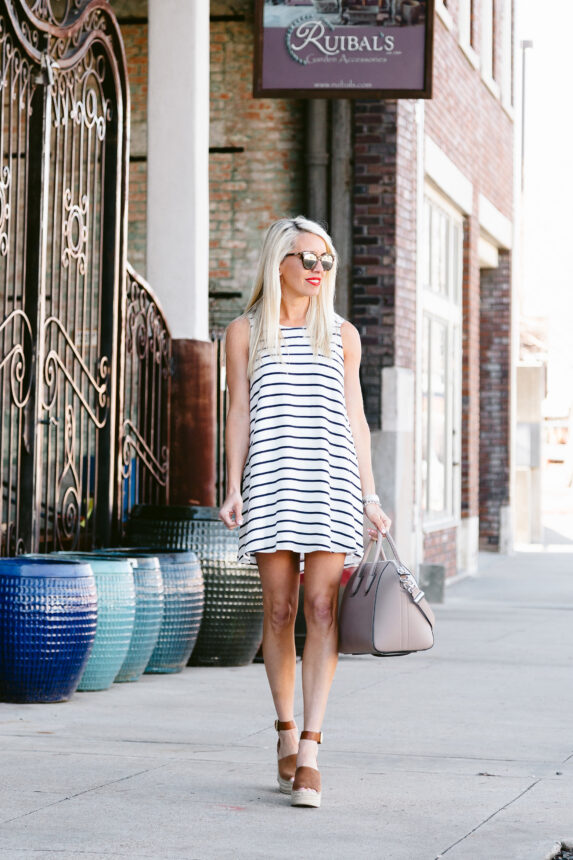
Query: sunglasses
283,251,335,272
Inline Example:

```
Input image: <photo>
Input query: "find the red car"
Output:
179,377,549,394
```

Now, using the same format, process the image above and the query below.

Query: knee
267,599,296,634
304,594,337,632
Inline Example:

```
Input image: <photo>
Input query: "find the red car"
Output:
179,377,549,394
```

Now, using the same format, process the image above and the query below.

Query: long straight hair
244,216,338,378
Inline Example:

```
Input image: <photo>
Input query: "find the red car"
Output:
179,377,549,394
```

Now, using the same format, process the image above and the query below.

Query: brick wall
395,100,418,371
351,99,418,428
115,10,149,276
423,527,457,579
209,0,306,330
127,160,146,275
479,250,512,548
425,12,513,219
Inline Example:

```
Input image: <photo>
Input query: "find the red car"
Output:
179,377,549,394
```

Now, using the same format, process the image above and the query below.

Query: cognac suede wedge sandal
291,731,322,808
275,719,298,794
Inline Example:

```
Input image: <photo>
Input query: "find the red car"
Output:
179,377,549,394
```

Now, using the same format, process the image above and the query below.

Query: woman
219,216,391,808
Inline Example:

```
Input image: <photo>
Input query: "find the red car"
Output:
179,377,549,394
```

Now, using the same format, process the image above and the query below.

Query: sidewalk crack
434,778,542,858
0,763,169,827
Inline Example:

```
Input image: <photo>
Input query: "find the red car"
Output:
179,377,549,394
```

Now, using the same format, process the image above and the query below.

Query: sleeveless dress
237,313,364,564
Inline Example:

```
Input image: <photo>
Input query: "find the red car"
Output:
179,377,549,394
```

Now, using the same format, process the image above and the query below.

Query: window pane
423,200,431,289
428,319,447,514
458,0,471,45
430,207,446,296
439,213,448,295
421,315,430,513
501,0,512,103
481,0,493,79
450,221,461,303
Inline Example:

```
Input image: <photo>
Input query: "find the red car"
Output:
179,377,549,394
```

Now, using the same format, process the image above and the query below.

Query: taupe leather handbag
338,532,435,656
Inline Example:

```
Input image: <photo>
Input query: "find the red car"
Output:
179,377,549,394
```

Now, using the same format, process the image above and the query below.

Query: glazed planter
0,557,97,703
93,551,165,682
126,505,263,667
95,548,203,674
142,551,204,673
53,554,135,691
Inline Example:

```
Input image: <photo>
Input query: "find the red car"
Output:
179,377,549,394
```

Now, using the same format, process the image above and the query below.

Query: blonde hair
245,216,338,378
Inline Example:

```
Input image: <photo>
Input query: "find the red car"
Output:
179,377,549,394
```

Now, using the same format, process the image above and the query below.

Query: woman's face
279,231,328,301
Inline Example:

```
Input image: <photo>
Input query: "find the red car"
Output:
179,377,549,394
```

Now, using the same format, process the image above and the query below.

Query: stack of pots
125,505,263,667
94,548,204,674
91,552,165,682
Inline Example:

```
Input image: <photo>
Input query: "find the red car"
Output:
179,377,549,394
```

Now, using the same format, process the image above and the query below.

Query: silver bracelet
362,493,380,508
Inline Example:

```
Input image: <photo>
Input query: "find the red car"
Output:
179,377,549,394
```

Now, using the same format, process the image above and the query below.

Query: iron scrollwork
62,188,88,274
56,404,81,546
23,0,89,28
0,310,34,409
0,165,11,255
0,0,170,554
120,266,171,516
42,316,108,425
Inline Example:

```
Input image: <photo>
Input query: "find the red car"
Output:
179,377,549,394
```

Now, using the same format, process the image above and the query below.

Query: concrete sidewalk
1,551,572,860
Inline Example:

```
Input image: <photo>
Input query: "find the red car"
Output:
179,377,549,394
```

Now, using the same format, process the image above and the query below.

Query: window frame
421,188,463,531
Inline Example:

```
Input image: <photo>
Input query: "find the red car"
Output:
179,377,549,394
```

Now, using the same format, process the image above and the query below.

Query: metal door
0,0,129,552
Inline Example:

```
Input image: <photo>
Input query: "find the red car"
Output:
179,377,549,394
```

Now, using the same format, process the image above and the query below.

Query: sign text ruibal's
254,0,434,99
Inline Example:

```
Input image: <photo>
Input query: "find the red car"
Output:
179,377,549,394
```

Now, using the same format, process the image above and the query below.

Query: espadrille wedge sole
290,731,322,808
275,719,298,794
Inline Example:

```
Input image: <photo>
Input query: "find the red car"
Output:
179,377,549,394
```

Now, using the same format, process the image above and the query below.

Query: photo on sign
254,0,434,98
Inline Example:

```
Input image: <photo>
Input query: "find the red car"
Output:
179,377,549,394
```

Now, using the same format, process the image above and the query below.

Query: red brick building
119,0,515,578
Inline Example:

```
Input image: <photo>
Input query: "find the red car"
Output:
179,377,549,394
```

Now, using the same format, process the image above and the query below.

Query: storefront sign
254,0,434,98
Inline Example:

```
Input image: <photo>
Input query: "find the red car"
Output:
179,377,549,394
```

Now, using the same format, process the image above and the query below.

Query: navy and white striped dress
238,313,364,564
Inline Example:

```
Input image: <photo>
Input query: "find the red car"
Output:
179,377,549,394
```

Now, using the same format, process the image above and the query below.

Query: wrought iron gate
0,0,168,555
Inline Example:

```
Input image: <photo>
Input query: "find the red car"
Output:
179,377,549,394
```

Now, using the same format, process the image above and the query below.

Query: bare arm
341,321,392,535
219,316,251,529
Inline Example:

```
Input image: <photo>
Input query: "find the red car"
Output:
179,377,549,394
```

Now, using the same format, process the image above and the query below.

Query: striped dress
238,313,364,564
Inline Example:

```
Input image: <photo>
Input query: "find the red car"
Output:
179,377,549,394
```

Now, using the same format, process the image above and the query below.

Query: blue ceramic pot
0,557,97,703
53,554,135,691
92,551,164,683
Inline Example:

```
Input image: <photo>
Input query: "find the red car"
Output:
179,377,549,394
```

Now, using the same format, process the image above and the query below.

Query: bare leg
256,550,301,759
298,551,345,771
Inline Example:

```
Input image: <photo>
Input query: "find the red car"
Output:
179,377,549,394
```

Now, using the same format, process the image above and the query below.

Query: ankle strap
300,730,323,744
275,719,297,732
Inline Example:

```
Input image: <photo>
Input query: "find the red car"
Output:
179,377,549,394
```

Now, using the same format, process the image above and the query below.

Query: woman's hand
218,489,244,530
364,503,391,538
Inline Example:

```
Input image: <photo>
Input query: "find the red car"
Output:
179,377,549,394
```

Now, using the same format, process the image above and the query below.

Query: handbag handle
358,530,403,569
352,530,426,605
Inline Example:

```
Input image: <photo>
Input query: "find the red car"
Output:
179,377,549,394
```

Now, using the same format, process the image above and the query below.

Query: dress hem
238,544,363,567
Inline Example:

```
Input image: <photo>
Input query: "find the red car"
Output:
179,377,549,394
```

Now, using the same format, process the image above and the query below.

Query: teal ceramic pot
92,551,164,683
0,557,97,703
142,551,204,674
53,554,135,691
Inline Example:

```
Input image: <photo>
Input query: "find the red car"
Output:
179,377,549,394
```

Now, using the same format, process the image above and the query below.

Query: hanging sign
254,0,434,99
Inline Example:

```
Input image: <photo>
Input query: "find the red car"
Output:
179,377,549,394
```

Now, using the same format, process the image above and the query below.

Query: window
421,194,463,523
458,0,473,48
481,0,494,79
500,0,513,105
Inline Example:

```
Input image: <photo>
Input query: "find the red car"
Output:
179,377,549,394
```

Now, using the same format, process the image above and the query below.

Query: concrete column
147,0,209,341
371,367,416,568
147,0,214,505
